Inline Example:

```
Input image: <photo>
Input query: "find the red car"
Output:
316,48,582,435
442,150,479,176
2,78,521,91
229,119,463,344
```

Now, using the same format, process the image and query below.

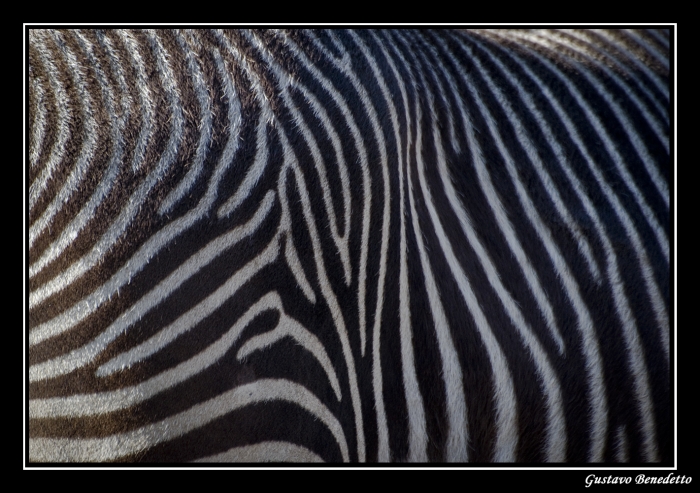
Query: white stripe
237,292,342,401
142,29,186,177
29,379,349,463
653,29,670,45
431,32,573,461
509,31,670,366
274,117,367,461
241,30,352,285
272,30,354,258
158,30,213,216
116,29,155,173
406,147,470,463
338,30,398,461
29,186,274,357
487,33,661,461
520,31,671,239
217,107,270,217
394,30,476,462
625,29,669,71
615,425,629,463
28,30,99,250
193,441,324,463
28,73,47,169
30,201,276,382
28,30,73,213
569,30,670,130
216,35,367,458
462,32,609,462
29,29,185,310
32,292,275,418
95,223,280,376
213,30,279,223
31,291,339,418
462,33,602,285
646,29,670,49
29,31,124,279
96,30,135,140
28,47,241,342
341,32,394,381
281,139,366,462
284,234,316,304
425,33,567,357
553,29,669,160
371,31,430,462
282,30,372,356
215,32,365,460
409,31,568,461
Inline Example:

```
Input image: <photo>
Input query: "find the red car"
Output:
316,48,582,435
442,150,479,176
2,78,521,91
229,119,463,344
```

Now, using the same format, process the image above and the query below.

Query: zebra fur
27,28,671,463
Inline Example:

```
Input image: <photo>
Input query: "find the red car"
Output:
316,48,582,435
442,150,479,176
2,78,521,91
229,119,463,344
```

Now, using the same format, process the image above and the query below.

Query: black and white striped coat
27,28,671,463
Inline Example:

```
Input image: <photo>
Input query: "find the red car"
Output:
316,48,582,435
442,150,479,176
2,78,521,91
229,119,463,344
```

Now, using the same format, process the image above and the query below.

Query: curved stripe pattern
27,28,671,463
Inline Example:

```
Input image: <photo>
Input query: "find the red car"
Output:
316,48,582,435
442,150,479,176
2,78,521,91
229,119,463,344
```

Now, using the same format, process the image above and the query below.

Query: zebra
26,28,672,464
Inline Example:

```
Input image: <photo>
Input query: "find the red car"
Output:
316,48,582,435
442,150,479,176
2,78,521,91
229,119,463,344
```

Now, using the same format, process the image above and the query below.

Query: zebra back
27,28,671,463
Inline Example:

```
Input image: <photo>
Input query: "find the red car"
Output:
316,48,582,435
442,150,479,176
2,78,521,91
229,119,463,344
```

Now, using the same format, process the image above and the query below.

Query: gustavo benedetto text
585,474,692,487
